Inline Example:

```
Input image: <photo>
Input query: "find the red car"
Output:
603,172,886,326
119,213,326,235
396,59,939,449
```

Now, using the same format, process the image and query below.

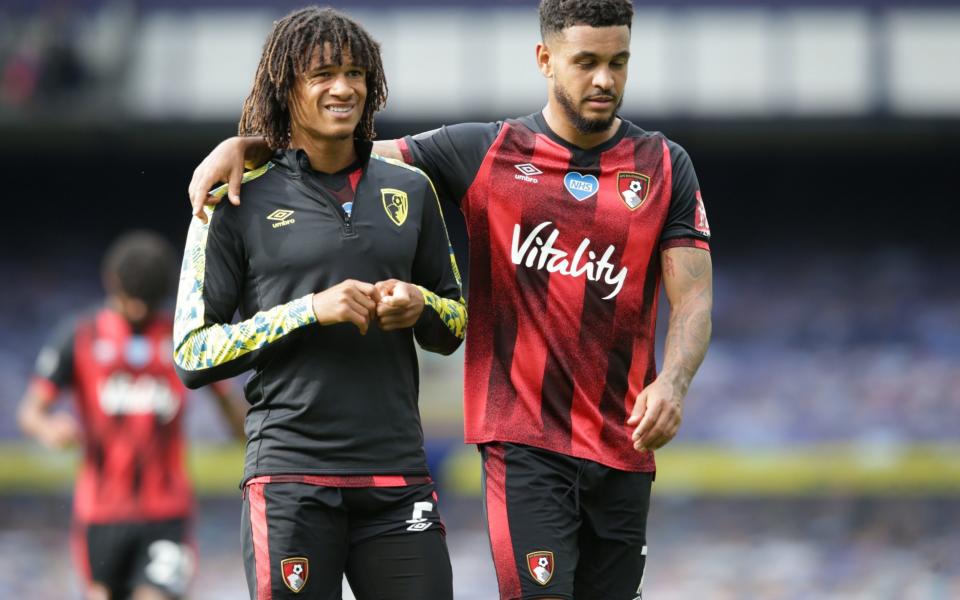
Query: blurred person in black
171,7,465,600
186,1,711,598
17,231,246,600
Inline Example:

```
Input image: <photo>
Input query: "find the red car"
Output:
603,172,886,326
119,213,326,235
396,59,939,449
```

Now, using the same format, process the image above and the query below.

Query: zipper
299,171,358,238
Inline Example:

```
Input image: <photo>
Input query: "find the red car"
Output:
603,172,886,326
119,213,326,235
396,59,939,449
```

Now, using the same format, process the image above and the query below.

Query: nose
330,74,353,97
593,67,615,93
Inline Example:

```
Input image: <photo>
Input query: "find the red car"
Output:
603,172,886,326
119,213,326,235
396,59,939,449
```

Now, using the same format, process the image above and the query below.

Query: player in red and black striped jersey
17,231,246,600
188,2,712,598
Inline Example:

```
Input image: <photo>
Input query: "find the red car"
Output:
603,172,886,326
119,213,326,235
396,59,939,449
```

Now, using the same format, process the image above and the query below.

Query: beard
553,83,622,134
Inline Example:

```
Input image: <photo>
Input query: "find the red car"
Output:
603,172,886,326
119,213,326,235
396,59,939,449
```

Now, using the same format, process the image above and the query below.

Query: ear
536,42,552,78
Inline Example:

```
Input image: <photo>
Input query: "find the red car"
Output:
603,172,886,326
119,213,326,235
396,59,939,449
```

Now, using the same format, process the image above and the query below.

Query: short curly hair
539,0,634,40
102,230,177,311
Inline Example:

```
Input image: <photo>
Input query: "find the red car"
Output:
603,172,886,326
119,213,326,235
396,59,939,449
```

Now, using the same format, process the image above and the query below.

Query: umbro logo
267,209,296,229
514,163,542,184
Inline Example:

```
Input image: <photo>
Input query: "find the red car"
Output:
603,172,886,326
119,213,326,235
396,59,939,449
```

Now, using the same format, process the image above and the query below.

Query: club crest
281,557,309,593
526,551,554,586
381,188,408,226
618,172,651,211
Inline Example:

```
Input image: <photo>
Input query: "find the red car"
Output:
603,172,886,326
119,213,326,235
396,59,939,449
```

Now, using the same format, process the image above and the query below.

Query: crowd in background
2,494,956,599
3,247,957,446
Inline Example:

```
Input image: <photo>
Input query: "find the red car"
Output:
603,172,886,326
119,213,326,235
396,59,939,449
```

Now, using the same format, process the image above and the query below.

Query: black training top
173,142,466,483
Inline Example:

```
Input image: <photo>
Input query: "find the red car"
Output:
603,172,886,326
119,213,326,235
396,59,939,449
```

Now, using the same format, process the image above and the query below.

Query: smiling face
288,42,368,142
539,24,631,136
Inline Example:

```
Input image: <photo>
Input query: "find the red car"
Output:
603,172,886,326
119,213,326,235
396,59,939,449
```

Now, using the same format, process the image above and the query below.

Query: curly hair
238,6,387,149
102,230,177,311
539,0,634,39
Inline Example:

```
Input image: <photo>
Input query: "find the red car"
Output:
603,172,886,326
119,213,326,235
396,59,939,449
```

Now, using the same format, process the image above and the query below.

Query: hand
626,377,683,453
374,279,425,331
312,280,380,335
38,412,80,449
188,136,268,223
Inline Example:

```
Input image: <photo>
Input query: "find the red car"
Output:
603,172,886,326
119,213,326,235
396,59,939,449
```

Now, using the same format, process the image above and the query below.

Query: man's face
546,25,630,134
289,43,367,141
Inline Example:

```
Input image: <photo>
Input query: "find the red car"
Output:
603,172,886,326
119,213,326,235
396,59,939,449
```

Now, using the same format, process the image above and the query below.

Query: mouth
325,104,357,118
584,96,616,109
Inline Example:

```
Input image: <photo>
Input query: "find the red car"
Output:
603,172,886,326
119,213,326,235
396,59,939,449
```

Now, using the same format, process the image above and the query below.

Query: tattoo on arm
661,247,713,396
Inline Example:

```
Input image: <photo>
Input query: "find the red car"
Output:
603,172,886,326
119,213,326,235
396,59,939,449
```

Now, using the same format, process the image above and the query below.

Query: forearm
17,385,56,440
659,248,713,395
173,294,317,388
372,139,405,162
660,297,711,395
239,135,272,169
17,398,47,440
414,287,467,355
210,384,247,440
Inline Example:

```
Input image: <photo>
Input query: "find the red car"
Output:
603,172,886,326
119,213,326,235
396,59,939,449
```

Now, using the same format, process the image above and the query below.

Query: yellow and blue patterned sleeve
408,167,467,355
173,202,316,389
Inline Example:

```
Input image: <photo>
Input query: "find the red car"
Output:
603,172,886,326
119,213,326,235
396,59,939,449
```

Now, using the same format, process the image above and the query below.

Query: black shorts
481,442,654,600
241,481,453,600
75,517,194,599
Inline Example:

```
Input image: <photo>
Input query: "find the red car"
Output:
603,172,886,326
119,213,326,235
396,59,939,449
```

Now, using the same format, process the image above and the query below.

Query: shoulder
208,161,278,201
369,154,438,196
200,161,283,223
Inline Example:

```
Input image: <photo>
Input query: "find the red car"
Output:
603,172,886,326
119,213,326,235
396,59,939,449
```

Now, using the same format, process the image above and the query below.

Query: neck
541,102,620,150
289,130,357,173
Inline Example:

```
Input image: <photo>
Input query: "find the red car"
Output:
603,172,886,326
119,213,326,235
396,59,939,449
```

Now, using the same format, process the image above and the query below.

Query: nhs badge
563,172,599,201
125,336,152,368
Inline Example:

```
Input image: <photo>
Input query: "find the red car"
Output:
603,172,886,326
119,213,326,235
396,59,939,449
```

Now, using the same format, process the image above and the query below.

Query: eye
347,69,365,78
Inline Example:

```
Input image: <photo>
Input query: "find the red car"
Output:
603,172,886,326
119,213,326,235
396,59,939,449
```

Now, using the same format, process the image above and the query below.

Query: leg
84,583,111,600
241,482,349,600
573,468,653,600
129,519,194,599
343,482,452,600
344,529,452,600
481,443,581,600
82,521,135,600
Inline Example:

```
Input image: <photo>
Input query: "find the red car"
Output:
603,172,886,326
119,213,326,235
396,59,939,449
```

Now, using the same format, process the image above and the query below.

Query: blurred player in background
188,0,711,598
173,7,465,600
17,230,246,600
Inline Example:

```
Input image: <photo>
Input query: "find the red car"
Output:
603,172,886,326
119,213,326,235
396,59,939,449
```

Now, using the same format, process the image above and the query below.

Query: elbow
432,338,464,356
174,363,212,390
415,331,464,356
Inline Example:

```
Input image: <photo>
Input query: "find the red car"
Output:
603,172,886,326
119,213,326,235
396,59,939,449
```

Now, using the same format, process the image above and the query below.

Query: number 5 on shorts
405,501,434,532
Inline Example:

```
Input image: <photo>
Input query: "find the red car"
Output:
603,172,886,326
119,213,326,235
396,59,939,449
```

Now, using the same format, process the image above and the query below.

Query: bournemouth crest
381,188,409,227
281,557,309,593
618,172,651,211
526,550,554,586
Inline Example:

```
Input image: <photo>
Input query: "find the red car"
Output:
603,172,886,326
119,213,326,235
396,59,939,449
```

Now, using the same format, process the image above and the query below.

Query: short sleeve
661,140,711,251
401,122,501,206
33,317,77,390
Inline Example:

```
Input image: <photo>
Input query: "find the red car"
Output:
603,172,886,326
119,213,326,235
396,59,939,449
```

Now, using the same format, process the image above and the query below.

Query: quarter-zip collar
272,139,374,178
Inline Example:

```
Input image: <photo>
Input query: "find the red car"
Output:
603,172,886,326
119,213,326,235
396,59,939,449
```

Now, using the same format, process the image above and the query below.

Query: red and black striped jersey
32,308,193,523
402,113,711,472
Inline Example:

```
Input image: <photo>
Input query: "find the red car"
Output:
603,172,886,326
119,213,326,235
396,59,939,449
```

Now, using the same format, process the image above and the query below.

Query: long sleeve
172,204,317,389
411,177,467,356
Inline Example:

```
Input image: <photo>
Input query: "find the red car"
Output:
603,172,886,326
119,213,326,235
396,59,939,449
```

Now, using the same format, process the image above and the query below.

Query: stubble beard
554,83,621,135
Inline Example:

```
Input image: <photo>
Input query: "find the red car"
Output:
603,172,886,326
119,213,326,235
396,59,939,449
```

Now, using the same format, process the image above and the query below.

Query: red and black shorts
241,476,452,600
481,442,654,600
74,517,194,599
